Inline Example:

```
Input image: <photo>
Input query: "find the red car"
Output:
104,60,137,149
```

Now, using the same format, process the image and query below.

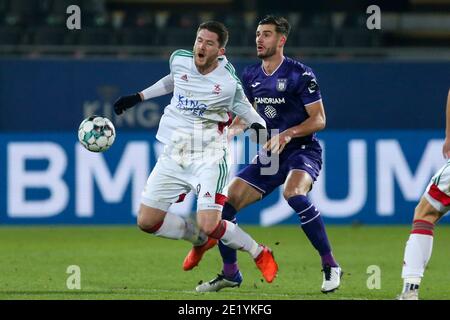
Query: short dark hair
197,21,229,48
258,15,290,38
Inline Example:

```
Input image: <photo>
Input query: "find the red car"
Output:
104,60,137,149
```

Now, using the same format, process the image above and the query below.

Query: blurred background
0,0,449,58
0,0,449,225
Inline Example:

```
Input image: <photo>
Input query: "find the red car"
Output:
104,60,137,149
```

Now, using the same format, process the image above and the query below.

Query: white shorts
141,145,230,212
424,160,450,213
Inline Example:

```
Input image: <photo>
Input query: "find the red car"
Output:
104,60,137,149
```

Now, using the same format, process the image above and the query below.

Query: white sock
154,213,206,245
219,220,263,259
401,233,433,286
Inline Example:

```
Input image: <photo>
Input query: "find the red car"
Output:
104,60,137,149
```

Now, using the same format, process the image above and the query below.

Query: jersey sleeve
169,49,193,74
229,82,266,127
297,67,322,106
140,74,174,100
169,50,177,73
241,67,254,103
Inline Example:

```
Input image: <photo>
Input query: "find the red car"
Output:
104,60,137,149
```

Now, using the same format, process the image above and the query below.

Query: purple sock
321,252,338,268
287,195,339,268
223,263,239,278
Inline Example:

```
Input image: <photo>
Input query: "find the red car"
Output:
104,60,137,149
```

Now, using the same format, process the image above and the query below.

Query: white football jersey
156,49,264,151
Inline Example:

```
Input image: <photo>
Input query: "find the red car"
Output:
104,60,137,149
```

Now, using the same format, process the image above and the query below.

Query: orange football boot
254,245,278,283
183,237,218,271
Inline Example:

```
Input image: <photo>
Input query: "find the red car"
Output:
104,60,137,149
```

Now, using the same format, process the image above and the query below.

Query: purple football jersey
235,57,323,191
242,56,322,149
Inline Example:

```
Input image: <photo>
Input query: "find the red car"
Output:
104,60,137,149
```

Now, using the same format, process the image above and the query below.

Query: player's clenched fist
113,93,143,115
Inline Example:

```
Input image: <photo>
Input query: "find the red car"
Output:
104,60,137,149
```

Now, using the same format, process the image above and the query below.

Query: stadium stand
0,0,448,58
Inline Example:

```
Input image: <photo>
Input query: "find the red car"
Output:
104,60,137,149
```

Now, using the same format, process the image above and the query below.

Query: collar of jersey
261,56,285,77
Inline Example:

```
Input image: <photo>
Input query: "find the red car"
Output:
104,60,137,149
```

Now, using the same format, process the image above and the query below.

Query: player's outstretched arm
229,84,267,141
227,116,248,141
443,89,450,159
113,74,174,115
232,107,267,144
113,93,143,115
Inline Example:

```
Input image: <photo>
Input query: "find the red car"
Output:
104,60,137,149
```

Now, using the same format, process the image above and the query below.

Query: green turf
0,225,449,300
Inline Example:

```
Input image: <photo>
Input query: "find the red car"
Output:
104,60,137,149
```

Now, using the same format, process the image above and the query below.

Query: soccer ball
78,115,116,152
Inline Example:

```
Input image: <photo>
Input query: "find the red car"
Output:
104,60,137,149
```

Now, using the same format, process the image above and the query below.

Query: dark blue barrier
1,130,448,225
1,58,449,131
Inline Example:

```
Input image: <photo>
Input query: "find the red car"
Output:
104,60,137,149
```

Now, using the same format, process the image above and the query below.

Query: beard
257,46,277,59
194,51,219,73
195,54,216,68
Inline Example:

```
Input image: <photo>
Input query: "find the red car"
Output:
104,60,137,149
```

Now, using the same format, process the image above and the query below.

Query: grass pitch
0,225,449,300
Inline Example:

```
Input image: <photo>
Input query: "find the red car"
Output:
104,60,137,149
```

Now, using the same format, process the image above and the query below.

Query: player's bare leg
137,205,166,232
227,177,264,211
218,177,263,272
284,170,342,293
137,204,207,245
182,209,219,271
194,179,276,292
183,178,262,275
195,208,278,283
186,208,277,286
398,197,444,300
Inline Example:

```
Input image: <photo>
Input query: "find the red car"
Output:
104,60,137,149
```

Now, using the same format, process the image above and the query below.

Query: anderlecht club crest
276,78,287,92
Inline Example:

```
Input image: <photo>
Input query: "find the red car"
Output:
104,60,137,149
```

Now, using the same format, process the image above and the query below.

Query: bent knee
137,214,154,232
199,220,226,239
225,190,241,209
283,189,306,201
137,209,165,233
199,224,217,236
226,181,261,210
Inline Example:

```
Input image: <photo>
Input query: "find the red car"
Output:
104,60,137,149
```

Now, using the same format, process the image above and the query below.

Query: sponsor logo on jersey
254,97,285,104
176,94,208,116
276,78,287,92
264,105,277,119
181,74,188,81
251,82,261,88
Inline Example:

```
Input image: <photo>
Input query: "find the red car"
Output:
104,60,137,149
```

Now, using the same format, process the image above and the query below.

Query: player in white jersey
113,21,278,284
397,89,450,300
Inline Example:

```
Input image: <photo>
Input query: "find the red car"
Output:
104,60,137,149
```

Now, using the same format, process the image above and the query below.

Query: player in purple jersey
184,15,342,293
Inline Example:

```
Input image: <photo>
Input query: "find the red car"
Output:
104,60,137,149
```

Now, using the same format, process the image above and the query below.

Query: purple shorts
236,143,322,196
